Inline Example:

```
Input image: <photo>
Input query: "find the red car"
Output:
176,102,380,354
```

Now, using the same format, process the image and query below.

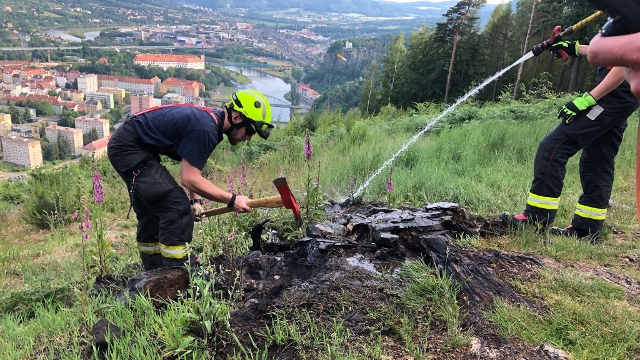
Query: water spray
350,53,534,200
531,11,604,57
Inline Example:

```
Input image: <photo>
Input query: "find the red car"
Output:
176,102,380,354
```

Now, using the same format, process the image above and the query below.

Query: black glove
558,92,597,123
549,40,579,59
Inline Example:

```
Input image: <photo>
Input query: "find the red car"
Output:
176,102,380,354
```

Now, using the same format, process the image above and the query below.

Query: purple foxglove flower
304,131,313,161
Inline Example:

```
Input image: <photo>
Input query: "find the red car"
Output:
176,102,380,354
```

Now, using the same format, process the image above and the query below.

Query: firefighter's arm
589,66,626,100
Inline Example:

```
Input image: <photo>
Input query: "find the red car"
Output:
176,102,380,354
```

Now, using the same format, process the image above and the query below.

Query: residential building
51,100,79,115
0,135,43,169
97,87,126,104
97,75,161,94
77,74,98,93
70,90,84,103
84,99,103,115
97,74,118,88
161,93,185,105
298,83,321,101
45,125,83,156
131,94,160,114
160,77,203,97
75,116,110,139
133,53,204,70
65,70,82,84
82,137,110,159
85,92,115,109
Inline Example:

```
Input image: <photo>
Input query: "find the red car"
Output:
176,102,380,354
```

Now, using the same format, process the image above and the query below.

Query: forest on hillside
303,0,606,115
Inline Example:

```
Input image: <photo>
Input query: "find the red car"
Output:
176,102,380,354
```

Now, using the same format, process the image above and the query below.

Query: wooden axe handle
201,195,284,217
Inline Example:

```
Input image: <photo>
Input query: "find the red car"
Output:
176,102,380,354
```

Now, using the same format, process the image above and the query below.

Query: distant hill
167,0,496,24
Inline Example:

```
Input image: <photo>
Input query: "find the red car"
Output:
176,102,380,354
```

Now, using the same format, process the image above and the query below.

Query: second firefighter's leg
525,128,583,225
572,123,626,234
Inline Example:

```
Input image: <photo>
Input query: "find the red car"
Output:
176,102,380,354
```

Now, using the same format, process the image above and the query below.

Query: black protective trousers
524,94,639,233
107,120,194,270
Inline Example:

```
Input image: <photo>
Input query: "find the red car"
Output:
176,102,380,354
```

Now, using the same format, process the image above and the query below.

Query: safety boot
500,212,547,233
548,225,601,244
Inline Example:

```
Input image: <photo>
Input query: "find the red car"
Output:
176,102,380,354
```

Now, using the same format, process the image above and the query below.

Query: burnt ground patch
203,202,570,359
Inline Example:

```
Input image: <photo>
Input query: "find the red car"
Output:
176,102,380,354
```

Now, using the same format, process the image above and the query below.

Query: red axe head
273,177,302,228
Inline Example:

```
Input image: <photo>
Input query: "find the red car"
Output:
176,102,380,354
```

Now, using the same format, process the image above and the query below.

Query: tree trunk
529,32,545,91
513,0,537,100
567,56,582,93
444,6,471,104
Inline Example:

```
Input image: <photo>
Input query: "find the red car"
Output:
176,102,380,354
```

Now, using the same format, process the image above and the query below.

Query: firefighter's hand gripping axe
200,177,303,228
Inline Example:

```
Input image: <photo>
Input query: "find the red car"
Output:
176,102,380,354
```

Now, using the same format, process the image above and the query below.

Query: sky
385,0,507,4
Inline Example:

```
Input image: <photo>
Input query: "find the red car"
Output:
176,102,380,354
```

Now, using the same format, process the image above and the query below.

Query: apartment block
84,99,103,115
75,116,110,138
160,77,203,97
0,135,43,169
85,92,115,109
70,90,85,103
98,87,126,104
133,53,204,70
131,94,161,114
97,75,160,95
45,125,83,156
77,74,98,93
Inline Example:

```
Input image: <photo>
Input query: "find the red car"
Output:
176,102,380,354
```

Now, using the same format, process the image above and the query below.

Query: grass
67,27,106,39
489,268,640,359
1,98,640,358
39,11,62,18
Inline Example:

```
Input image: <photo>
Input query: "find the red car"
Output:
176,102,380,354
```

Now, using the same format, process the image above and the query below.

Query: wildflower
227,174,234,193
304,130,313,161
349,177,355,197
92,169,104,204
386,169,394,192
72,211,78,220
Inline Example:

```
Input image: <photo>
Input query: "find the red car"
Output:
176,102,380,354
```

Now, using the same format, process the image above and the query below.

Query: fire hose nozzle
531,11,604,57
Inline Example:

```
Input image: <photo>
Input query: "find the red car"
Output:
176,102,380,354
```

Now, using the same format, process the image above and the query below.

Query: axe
200,177,303,227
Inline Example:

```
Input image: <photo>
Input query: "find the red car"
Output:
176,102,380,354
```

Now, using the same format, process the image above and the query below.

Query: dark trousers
107,120,193,270
524,99,637,232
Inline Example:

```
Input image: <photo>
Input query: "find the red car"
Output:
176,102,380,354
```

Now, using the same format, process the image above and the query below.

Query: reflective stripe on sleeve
526,192,560,210
575,203,607,220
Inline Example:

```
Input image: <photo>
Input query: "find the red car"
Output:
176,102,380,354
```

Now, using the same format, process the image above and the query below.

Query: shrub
24,168,82,229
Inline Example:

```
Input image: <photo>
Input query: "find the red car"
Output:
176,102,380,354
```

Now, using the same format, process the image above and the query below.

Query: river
42,29,101,42
223,66,292,123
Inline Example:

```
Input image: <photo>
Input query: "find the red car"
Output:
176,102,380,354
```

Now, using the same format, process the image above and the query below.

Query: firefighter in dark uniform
501,40,640,243
107,90,273,270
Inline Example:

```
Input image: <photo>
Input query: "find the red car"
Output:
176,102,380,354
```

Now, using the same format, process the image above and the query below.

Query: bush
23,168,82,229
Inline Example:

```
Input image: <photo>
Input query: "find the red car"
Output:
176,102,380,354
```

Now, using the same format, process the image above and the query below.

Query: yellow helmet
229,90,274,139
